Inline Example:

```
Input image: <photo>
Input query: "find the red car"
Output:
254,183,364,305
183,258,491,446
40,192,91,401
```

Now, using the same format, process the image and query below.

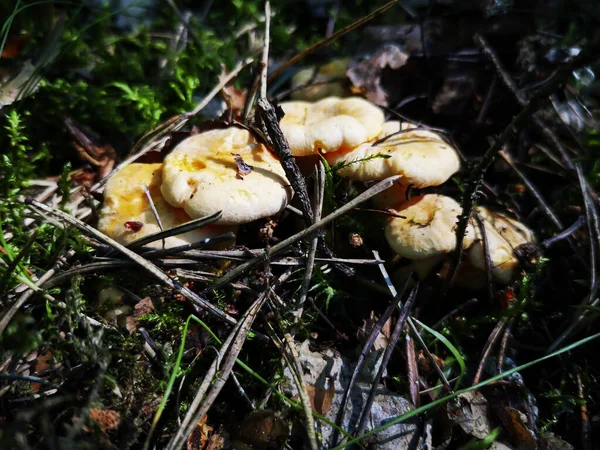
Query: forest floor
1,1,600,449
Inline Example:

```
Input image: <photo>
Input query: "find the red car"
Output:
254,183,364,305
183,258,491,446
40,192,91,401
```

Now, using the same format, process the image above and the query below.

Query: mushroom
98,163,234,249
160,127,293,225
385,194,475,261
290,59,350,101
467,207,535,284
279,96,385,156
325,121,461,189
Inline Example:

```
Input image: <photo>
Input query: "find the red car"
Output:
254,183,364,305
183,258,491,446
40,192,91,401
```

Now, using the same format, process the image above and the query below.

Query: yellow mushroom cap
160,127,293,225
372,181,407,209
325,121,461,188
467,207,535,284
385,194,475,260
290,59,350,101
279,96,385,156
97,163,233,249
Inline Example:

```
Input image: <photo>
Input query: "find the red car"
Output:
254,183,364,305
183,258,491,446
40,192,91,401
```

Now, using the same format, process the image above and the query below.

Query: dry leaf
221,85,247,113
187,414,213,450
1,34,30,58
500,407,537,450
65,117,116,180
358,311,391,352
447,390,492,440
347,45,409,106
235,410,288,449
0,60,38,109
133,297,155,318
89,408,120,433
306,381,335,415
124,316,139,335
30,352,53,392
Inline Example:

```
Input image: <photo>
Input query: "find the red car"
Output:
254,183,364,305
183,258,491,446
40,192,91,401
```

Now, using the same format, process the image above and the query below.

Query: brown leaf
133,297,155,318
1,34,30,59
31,352,53,392
89,408,120,433
499,407,537,450
447,391,492,440
235,410,288,448
357,311,390,352
306,381,335,415
65,117,116,180
221,85,247,113
259,218,277,243
417,349,445,375
124,316,139,335
347,45,409,106
187,414,213,450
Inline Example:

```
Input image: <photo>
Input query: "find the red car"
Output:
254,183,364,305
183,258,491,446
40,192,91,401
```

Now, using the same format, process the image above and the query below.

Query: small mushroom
325,121,461,189
290,59,350,101
385,194,475,261
467,207,536,284
279,96,385,156
97,163,233,248
161,127,293,225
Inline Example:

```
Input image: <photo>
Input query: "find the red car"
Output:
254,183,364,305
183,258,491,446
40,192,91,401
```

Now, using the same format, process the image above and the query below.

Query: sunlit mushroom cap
467,207,535,284
372,181,407,209
385,194,475,260
161,127,293,225
279,96,385,156
98,163,233,249
325,121,460,188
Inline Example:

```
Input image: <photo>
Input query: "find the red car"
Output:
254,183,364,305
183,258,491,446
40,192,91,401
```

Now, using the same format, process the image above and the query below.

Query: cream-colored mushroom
385,194,475,261
279,96,385,156
467,207,535,284
161,127,293,225
290,59,350,101
98,163,233,249
325,121,460,188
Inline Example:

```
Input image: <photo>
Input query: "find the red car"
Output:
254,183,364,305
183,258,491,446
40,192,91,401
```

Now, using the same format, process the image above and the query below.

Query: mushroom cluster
277,96,534,287
98,127,293,248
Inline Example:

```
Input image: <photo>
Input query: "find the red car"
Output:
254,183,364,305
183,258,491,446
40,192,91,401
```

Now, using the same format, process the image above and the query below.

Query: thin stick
260,1,270,101
166,270,291,450
449,36,600,285
499,151,563,229
431,298,478,330
258,98,314,225
208,175,400,291
406,329,419,406
297,162,325,319
496,318,513,373
25,199,239,327
283,332,319,450
0,250,74,335
126,211,222,249
577,372,592,450
472,319,507,384
476,33,579,171
331,274,411,446
140,232,236,258
548,166,600,351
268,0,398,81
373,252,453,392
354,285,418,440
144,185,165,248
